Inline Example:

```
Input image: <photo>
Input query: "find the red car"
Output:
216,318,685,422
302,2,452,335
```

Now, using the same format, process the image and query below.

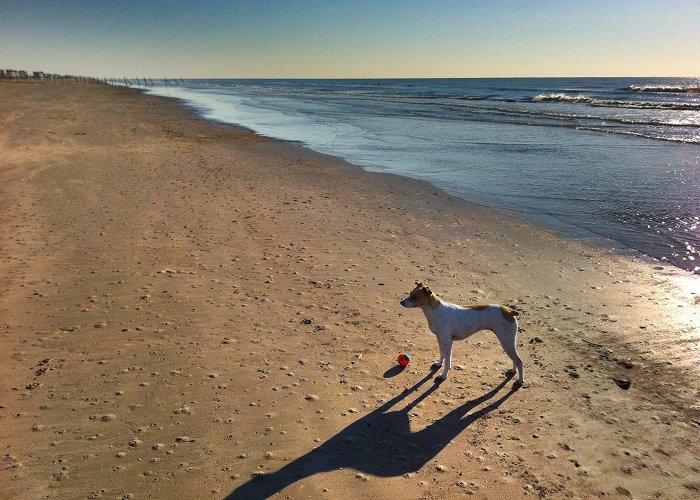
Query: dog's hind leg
497,327,524,386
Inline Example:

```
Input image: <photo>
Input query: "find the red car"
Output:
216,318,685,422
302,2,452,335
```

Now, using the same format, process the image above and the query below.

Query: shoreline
140,81,700,276
1,83,699,499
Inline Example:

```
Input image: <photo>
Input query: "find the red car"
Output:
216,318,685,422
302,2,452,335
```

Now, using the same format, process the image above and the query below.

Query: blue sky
2,0,698,78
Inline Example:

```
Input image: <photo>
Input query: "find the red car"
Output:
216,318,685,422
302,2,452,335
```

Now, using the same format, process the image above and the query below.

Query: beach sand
1,83,699,499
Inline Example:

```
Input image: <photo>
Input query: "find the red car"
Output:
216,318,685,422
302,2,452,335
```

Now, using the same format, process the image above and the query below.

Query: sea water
143,78,700,274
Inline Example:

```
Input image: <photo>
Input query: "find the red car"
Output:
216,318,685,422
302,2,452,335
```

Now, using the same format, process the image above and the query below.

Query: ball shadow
382,364,406,378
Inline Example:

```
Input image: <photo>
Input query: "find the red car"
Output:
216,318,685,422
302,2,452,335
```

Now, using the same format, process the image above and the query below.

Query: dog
400,282,524,386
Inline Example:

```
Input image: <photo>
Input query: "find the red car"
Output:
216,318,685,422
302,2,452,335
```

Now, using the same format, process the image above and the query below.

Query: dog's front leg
432,336,444,370
437,339,453,381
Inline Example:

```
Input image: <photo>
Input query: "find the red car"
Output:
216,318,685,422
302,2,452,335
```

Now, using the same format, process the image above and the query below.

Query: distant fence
0,72,188,86
108,77,188,86
0,73,107,84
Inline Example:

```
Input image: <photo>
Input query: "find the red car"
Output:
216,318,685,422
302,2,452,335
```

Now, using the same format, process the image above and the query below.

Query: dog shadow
225,371,518,499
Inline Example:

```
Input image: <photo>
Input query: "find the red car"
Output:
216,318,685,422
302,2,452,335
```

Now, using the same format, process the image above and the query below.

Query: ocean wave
575,126,700,145
446,102,700,144
489,104,700,128
592,100,700,111
628,85,700,93
462,112,700,144
531,93,593,103
530,93,700,111
267,88,700,112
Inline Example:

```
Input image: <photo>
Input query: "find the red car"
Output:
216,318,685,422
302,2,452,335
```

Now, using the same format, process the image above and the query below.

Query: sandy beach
1,83,699,499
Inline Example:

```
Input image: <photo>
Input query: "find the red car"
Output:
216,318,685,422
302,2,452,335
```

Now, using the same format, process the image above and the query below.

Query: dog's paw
505,368,516,377
512,379,525,389
436,373,447,382
431,361,443,371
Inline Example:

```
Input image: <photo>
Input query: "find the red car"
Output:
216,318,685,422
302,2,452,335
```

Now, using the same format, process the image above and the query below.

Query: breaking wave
628,85,700,93
531,93,593,103
531,93,700,111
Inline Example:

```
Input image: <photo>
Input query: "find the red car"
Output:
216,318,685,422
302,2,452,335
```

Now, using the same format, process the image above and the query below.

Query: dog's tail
500,306,519,323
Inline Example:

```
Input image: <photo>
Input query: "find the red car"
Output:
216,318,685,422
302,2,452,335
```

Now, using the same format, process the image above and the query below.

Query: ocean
142,78,700,274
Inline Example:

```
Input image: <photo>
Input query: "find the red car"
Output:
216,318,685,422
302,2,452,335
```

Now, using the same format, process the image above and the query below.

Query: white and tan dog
400,282,524,386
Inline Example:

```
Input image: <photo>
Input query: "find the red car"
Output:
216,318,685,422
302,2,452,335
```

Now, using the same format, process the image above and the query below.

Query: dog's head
400,281,440,310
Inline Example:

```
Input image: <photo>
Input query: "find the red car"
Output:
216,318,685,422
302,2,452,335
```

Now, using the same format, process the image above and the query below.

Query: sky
1,0,699,78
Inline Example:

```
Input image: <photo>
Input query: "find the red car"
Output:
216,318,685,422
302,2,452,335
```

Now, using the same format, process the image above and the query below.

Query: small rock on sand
613,378,632,390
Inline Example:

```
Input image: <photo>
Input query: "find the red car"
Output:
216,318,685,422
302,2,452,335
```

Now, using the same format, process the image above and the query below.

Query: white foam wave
628,85,700,93
531,93,700,111
531,93,593,103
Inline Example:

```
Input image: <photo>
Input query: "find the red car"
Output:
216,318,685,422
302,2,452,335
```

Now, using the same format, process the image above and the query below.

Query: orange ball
397,352,411,367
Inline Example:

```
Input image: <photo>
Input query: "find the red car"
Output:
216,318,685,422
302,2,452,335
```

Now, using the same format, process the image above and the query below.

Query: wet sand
1,83,699,499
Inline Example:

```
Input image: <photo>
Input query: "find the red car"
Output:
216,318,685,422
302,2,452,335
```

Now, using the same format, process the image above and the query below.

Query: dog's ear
429,292,439,310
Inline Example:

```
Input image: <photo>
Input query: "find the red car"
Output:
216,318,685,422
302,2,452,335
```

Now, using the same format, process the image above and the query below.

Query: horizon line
110,75,700,80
